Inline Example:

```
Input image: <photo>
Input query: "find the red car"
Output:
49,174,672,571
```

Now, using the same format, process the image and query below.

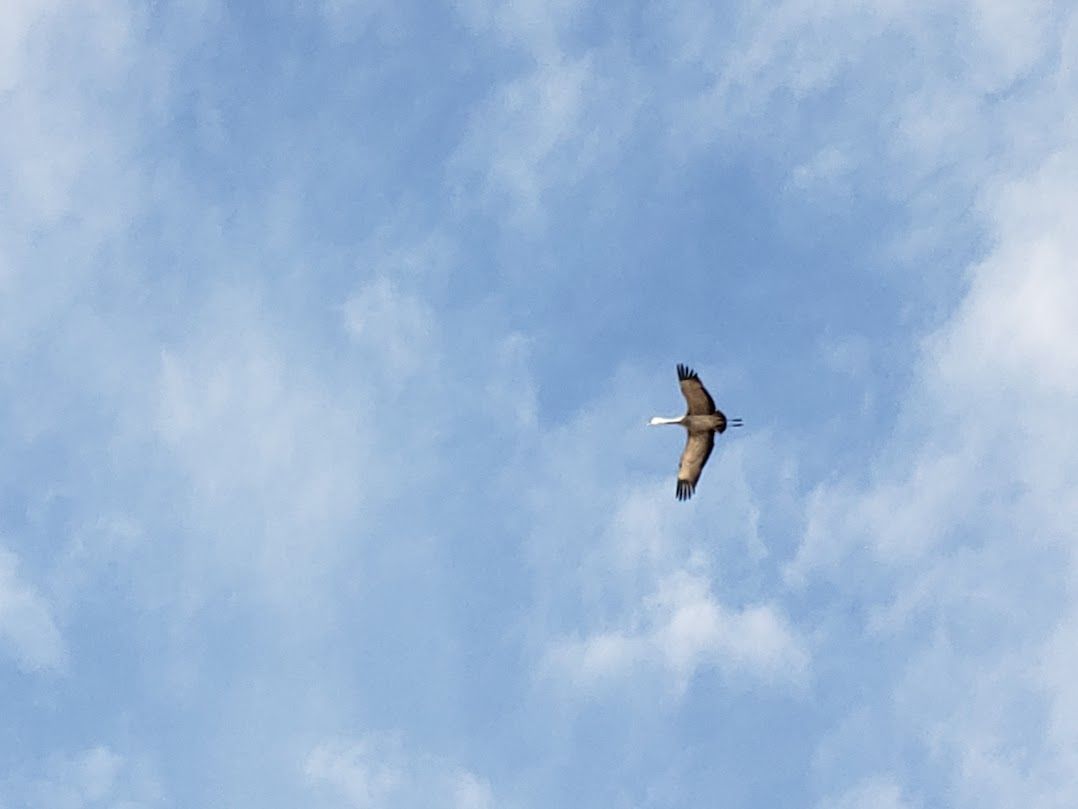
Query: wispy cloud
547,569,807,693
304,734,496,809
154,290,373,607
0,546,65,672
770,6,1078,803
453,0,586,59
819,776,918,809
344,276,437,382
2,745,162,808
451,52,642,229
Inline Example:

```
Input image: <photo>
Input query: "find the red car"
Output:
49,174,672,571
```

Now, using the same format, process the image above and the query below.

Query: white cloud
661,0,1065,208
0,2,152,229
961,0,1056,92
818,333,871,379
58,747,123,804
451,771,494,809
4,745,162,809
820,775,917,809
453,56,591,226
304,735,496,809
305,738,403,808
343,276,436,382
777,8,1078,804
0,546,65,672
790,147,1078,582
789,145,852,192
0,0,60,93
453,0,585,59
664,0,903,143
0,2,162,374
315,0,402,43
450,41,642,230
547,569,808,693
451,0,601,180
153,291,375,608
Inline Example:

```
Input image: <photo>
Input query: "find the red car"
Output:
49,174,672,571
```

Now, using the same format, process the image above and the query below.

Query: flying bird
650,364,742,501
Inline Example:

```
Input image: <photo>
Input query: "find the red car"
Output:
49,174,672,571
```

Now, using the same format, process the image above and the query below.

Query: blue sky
3,1,1077,806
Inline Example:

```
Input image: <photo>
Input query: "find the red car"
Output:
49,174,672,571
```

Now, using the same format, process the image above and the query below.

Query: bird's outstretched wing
676,430,714,501
677,364,716,415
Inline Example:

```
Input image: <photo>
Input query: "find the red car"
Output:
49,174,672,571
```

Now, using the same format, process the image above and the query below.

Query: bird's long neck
650,416,685,426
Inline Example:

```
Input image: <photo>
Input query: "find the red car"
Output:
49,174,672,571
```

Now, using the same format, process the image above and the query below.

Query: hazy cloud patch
547,569,808,694
2,745,163,808
304,734,496,809
0,546,65,672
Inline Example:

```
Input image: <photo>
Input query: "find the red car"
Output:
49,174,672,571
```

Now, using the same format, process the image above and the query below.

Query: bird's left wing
677,364,716,415
676,429,714,501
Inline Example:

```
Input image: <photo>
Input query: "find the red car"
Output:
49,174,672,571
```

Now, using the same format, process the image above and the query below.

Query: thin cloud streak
0,546,66,672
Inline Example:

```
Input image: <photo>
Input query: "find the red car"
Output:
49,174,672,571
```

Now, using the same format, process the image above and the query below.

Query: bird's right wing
677,364,716,415
676,429,714,501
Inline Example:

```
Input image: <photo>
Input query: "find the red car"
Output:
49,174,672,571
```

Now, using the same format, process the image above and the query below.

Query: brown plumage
650,364,742,501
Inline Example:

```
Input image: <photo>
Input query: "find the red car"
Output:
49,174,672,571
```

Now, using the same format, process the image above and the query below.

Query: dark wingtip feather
676,479,694,501
677,364,698,382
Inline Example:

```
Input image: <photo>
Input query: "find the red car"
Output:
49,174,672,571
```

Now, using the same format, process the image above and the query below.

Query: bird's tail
716,412,743,433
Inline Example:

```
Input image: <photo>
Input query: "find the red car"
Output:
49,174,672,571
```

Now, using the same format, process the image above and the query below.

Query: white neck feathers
649,416,684,426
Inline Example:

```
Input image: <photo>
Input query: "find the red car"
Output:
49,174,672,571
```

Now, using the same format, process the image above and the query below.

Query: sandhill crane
650,364,742,501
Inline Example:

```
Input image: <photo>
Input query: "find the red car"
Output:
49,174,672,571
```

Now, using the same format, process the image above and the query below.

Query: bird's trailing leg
729,418,744,427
